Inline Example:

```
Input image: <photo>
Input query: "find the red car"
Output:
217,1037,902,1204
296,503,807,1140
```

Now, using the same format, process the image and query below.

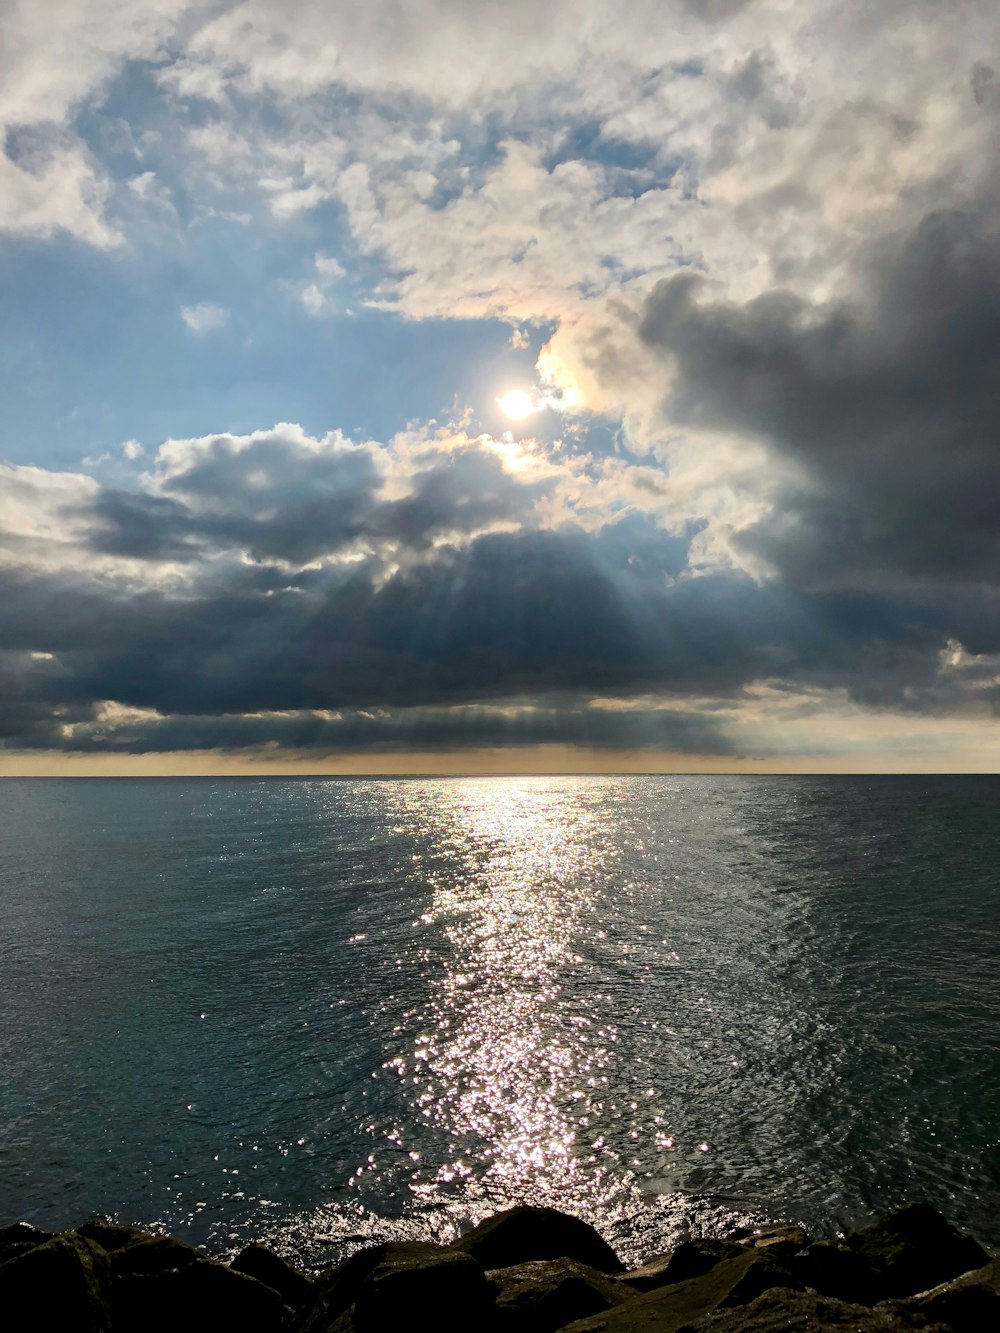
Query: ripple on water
0,775,998,1255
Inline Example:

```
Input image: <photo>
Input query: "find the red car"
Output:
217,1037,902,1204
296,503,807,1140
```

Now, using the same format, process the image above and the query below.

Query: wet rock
450,1206,623,1274
490,1256,635,1331
847,1202,991,1299
736,1223,809,1249
683,1286,947,1331
114,1253,286,1333
617,1240,743,1294
883,1253,1000,1332
77,1219,156,1253
560,1250,802,1332
787,1238,882,1305
293,1241,455,1333
108,1233,206,1276
0,1231,113,1333
0,1221,56,1266
352,1247,491,1333
231,1240,314,1308
736,1223,809,1261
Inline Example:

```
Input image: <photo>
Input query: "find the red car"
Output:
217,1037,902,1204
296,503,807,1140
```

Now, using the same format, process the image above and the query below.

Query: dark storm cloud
638,193,1000,589
86,490,202,560
77,433,549,565
48,698,735,758
0,507,978,755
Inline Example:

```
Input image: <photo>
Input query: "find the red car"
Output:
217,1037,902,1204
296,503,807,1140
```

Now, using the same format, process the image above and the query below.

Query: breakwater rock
1,1202,996,1332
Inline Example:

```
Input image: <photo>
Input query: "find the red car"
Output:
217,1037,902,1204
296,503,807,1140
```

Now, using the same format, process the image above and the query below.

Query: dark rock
352,1247,492,1333
883,1253,1000,1332
736,1223,809,1261
293,1241,452,1333
847,1202,991,1299
114,1254,286,1333
617,1240,743,1294
736,1223,809,1250
560,1250,802,1331
77,1219,156,1253
0,1231,113,1333
108,1233,206,1276
490,1257,634,1331
0,1222,56,1265
232,1240,313,1308
450,1206,623,1274
787,1238,882,1305
682,1286,948,1331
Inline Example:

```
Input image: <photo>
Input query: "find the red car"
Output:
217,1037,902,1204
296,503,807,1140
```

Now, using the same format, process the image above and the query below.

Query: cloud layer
1,416,996,759
0,1,997,764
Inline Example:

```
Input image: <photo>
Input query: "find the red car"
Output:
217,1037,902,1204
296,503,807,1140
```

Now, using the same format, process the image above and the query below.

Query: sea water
0,775,997,1264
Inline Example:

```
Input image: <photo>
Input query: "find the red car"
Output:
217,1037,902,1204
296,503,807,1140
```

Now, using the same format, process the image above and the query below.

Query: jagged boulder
882,1253,1000,1332
352,1247,492,1332
0,1222,56,1266
113,1251,287,1333
77,1219,157,1253
560,1250,802,1332
293,1241,445,1332
231,1240,313,1309
847,1203,990,1299
786,1238,882,1305
108,1233,207,1277
0,1232,113,1333
685,1286,948,1331
736,1223,809,1261
616,1239,743,1294
293,1240,494,1333
490,1256,634,1331
450,1206,623,1274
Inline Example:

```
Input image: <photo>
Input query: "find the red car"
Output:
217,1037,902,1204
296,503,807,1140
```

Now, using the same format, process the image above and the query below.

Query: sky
0,0,998,774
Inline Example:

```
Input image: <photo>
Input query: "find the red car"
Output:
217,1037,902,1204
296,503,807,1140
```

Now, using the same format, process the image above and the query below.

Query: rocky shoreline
1,1201,997,1331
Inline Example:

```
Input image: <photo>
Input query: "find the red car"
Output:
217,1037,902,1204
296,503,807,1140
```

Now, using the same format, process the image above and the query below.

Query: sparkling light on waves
383,779,617,1204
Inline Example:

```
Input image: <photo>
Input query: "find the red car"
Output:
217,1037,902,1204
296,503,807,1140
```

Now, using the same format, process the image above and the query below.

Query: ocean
0,775,997,1265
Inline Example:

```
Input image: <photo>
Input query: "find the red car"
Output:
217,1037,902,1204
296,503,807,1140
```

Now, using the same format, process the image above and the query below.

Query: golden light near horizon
497,388,536,421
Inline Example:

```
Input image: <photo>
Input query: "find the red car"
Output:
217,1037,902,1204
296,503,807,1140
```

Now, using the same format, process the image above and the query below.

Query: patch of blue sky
75,60,172,157
3,124,59,169
2,64,564,471
542,117,668,176
0,217,535,475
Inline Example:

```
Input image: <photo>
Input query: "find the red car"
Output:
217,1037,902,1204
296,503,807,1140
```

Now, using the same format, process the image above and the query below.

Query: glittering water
0,775,998,1263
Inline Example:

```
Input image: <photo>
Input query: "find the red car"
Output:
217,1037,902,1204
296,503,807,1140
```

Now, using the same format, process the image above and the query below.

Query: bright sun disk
497,389,535,421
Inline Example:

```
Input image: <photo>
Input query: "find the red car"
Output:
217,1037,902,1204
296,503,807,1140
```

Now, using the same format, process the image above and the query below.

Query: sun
496,389,536,421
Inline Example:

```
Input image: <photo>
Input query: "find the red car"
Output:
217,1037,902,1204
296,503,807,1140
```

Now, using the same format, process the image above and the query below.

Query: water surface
0,775,997,1262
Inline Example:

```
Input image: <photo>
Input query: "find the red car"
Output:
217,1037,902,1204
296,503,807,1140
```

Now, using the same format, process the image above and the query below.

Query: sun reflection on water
382,779,616,1205
327,775,817,1262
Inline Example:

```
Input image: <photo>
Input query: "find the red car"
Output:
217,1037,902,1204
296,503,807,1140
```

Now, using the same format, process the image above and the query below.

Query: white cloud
125,169,177,220
314,253,345,280
0,143,120,246
180,301,229,333
300,283,326,314
0,0,186,242
122,439,145,460
173,0,747,107
298,251,347,314
7,0,994,315
0,463,99,572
